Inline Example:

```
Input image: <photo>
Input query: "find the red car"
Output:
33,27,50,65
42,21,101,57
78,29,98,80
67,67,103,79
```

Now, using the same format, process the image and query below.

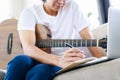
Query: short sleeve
73,4,90,32
17,8,37,31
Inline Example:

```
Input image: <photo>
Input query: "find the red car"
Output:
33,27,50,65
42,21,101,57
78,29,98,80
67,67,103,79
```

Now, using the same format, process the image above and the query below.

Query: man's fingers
65,52,85,58
65,48,84,53
66,57,83,62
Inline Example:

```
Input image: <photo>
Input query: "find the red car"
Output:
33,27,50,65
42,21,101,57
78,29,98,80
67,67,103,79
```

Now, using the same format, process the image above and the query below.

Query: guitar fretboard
35,39,99,48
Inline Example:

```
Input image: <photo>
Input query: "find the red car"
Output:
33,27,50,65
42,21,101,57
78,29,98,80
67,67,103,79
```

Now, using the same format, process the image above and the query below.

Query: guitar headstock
99,38,107,49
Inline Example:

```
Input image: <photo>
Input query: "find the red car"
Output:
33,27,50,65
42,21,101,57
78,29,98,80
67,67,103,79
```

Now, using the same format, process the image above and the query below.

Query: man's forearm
23,45,61,67
88,47,105,58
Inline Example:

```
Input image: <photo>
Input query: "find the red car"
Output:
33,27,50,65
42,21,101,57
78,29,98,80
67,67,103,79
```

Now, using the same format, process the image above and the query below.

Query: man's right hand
58,48,85,68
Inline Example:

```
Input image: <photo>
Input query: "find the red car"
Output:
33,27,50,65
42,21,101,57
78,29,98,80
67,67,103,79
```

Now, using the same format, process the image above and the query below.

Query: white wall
0,0,10,22
0,0,41,21
9,0,25,19
25,0,40,6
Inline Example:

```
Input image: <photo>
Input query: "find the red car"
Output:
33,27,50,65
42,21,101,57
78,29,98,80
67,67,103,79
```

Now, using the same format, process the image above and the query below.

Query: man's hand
58,48,85,68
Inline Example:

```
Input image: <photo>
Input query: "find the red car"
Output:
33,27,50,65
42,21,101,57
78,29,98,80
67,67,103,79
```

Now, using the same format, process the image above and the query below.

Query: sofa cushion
54,58,120,80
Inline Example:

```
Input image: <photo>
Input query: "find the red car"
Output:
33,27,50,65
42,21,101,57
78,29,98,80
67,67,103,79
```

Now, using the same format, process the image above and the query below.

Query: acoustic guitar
8,24,107,54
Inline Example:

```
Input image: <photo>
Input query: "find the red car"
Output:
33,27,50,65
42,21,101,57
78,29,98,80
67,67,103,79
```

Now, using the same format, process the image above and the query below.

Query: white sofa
1,23,120,80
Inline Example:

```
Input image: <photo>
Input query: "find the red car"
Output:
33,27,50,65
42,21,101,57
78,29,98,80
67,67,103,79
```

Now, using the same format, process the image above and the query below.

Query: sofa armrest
0,69,6,80
92,23,108,39
54,58,120,80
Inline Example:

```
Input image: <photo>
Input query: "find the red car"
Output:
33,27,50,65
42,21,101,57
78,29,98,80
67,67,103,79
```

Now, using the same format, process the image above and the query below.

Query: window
76,0,100,30
109,0,120,7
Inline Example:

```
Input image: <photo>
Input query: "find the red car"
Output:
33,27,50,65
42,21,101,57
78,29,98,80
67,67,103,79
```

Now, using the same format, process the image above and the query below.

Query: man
5,0,104,80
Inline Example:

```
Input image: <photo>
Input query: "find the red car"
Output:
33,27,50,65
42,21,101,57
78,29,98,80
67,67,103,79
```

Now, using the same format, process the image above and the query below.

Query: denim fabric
4,55,61,80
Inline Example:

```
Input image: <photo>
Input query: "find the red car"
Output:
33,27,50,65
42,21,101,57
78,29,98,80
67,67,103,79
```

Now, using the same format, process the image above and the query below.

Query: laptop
107,7,120,59
56,7,120,74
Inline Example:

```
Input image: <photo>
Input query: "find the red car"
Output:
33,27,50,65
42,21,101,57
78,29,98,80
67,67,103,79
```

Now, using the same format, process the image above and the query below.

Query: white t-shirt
18,0,93,57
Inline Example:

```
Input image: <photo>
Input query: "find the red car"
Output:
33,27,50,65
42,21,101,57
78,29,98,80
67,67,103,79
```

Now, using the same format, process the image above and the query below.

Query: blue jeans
4,55,62,80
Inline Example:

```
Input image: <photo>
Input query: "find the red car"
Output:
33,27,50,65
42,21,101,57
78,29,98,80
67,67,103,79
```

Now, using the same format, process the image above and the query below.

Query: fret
57,39,59,47
56,39,58,47
60,40,62,47
62,40,64,47
55,40,57,47
64,40,66,47
85,39,87,47
54,40,56,47
67,39,70,45
72,40,74,47
48,40,50,48
71,40,73,47
52,40,54,47
66,39,69,44
56,40,58,47
61,40,63,47
92,39,97,47
65,39,69,47
77,40,79,47
90,40,92,47
87,39,91,47
75,40,78,47
92,40,94,46
45,40,47,47
59,40,61,47
73,40,75,47
95,39,97,46
73,40,76,47
81,40,82,47
78,40,81,47
51,40,53,47
47,40,49,47
96,39,99,47
49,40,52,47
70,40,72,46
81,39,85,47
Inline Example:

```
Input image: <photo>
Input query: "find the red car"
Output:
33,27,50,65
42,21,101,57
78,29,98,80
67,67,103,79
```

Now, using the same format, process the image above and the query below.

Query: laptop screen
107,7,120,59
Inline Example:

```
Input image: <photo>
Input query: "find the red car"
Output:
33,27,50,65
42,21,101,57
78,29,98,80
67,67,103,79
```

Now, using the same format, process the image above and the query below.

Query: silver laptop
107,7,120,59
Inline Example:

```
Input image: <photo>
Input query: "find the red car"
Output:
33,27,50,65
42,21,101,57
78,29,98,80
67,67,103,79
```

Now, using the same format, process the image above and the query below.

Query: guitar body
0,19,23,69
35,24,51,53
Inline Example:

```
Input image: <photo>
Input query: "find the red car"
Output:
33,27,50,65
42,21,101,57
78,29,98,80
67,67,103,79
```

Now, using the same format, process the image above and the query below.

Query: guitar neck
35,39,100,48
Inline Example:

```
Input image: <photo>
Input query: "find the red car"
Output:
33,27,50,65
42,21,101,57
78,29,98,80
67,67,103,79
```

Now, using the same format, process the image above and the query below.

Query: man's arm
18,30,60,66
79,27,105,58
